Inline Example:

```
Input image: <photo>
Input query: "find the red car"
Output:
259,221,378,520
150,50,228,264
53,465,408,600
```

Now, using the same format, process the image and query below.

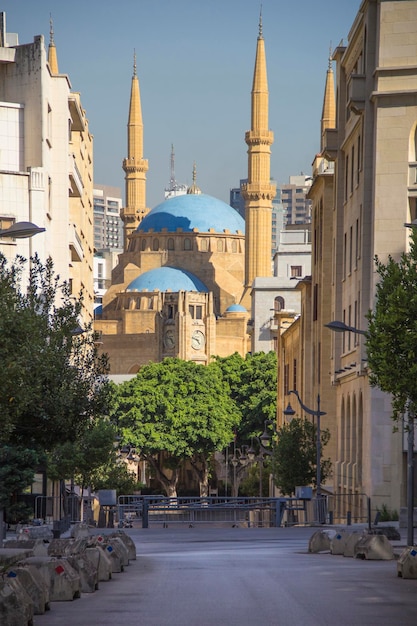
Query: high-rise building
0,14,94,322
93,185,123,251
280,175,312,225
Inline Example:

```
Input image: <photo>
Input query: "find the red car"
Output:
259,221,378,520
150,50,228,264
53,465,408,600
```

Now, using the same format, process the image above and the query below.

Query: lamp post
283,390,326,499
0,221,45,239
247,420,275,498
230,443,250,497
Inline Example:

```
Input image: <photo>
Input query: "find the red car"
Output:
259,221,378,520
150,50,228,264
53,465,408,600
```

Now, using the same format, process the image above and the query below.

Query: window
152,238,159,251
184,238,191,251
274,296,285,311
196,306,202,319
141,239,146,251
200,238,208,251
293,359,297,391
290,266,302,278
217,239,224,252
167,238,175,250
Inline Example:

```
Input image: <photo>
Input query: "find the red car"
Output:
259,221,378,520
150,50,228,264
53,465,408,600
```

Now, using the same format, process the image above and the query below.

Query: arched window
141,239,146,251
184,238,191,251
231,240,237,253
274,296,285,311
217,239,223,252
153,238,159,251
167,238,175,250
200,238,208,251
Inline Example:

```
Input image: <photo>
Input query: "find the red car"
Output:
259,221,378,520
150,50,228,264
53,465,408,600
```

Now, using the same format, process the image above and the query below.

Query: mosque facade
95,19,274,374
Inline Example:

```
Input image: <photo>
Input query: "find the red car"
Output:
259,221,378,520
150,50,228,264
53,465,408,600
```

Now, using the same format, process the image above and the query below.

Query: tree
0,254,110,529
214,351,277,440
270,418,331,496
214,352,277,494
0,446,42,524
111,358,240,497
366,231,417,422
0,254,109,449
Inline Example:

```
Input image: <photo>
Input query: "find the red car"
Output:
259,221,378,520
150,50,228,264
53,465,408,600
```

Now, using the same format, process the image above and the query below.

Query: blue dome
126,267,208,292
226,304,247,312
138,193,245,234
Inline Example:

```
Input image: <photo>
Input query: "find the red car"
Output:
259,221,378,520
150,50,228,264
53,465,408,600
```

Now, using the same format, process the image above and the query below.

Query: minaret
241,11,276,290
121,51,149,251
321,47,336,148
48,16,59,74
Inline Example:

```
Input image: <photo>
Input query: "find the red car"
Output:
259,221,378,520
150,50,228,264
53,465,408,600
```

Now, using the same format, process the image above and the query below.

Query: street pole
407,411,414,546
316,395,321,498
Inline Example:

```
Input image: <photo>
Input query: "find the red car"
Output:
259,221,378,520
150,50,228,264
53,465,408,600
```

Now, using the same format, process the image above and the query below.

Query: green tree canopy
214,351,277,444
113,358,239,495
0,254,109,450
270,418,331,496
0,254,110,529
366,231,417,420
111,358,240,496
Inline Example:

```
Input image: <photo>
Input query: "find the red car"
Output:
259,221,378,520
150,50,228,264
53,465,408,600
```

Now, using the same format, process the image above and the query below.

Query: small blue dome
126,267,208,292
94,304,103,317
226,304,247,312
138,193,245,234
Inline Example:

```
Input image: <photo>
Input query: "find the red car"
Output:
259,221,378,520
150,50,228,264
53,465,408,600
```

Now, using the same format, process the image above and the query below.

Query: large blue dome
126,267,208,292
137,193,245,234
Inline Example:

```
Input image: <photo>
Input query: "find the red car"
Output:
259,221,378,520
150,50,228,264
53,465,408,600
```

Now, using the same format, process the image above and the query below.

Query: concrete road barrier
4,538,48,557
354,533,394,560
308,529,336,553
330,530,348,555
85,546,112,582
67,554,99,593
397,546,417,579
6,565,50,614
343,531,365,557
93,535,128,572
0,576,34,626
20,556,81,602
111,531,137,560
16,525,53,541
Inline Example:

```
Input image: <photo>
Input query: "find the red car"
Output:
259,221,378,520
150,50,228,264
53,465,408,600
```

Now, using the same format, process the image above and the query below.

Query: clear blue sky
3,0,360,209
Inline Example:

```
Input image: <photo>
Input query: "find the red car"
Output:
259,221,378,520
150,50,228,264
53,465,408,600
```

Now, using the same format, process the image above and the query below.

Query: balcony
69,154,83,198
69,223,83,262
347,74,366,114
322,129,339,160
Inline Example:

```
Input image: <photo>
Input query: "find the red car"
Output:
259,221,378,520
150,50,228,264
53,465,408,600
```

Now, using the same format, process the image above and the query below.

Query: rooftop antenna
169,143,177,190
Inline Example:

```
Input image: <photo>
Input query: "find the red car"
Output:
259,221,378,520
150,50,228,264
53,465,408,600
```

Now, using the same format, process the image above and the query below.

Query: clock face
164,329,175,349
191,330,205,350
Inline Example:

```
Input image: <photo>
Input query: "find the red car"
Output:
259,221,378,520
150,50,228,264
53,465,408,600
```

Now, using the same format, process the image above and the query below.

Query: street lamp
247,420,275,498
324,320,367,335
283,390,326,499
230,443,250,497
0,221,45,239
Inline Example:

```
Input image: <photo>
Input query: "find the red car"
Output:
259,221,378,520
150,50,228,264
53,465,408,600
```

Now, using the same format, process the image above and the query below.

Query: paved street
34,526,417,626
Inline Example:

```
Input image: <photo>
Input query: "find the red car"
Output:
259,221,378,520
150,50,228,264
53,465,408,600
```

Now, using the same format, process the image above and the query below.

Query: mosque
95,17,275,374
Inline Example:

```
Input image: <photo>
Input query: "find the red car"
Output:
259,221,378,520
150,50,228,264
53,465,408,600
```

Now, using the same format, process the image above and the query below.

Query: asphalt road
34,527,417,626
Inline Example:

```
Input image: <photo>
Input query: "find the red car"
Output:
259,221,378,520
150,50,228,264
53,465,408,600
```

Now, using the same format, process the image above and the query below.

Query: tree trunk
146,454,179,498
190,454,209,497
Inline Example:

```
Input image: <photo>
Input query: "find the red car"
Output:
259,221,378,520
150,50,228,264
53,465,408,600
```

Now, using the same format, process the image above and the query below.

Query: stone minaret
321,48,336,147
241,12,276,290
121,52,149,251
48,16,59,74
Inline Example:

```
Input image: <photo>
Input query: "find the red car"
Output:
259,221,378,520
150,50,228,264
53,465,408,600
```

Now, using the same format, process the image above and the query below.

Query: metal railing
117,495,327,528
